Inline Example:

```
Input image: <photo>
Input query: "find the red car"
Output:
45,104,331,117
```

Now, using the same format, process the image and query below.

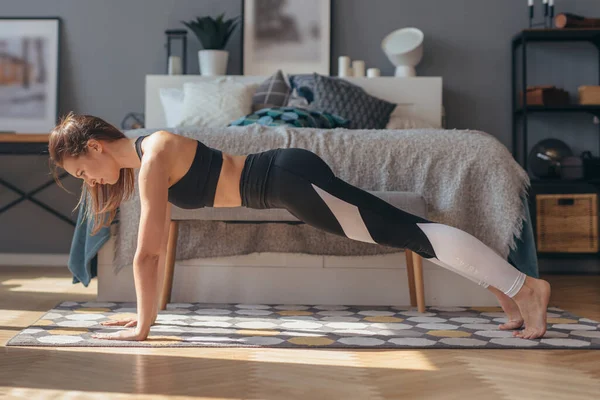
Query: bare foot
511,276,551,339
488,286,524,330
498,299,524,330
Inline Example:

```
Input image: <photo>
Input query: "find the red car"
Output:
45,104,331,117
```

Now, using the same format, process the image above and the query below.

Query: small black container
559,156,584,180
581,151,600,179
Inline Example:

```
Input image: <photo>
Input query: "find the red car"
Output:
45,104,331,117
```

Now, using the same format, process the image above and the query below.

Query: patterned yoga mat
7,301,600,349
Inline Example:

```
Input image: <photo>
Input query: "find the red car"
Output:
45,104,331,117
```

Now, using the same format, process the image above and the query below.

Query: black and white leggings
239,147,527,298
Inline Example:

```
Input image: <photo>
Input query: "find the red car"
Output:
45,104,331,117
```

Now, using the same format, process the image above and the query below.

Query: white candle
549,0,554,5
528,0,533,6
367,68,380,78
543,0,547,4
352,60,365,77
338,56,351,77
168,56,182,75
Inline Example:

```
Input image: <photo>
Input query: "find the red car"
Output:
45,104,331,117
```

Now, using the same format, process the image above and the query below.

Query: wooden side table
0,134,75,226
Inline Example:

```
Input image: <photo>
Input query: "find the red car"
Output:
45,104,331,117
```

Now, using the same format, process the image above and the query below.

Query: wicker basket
536,193,599,253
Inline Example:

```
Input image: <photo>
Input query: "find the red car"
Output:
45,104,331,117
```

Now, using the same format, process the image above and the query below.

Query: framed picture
0,17,61,133
242,0,331,76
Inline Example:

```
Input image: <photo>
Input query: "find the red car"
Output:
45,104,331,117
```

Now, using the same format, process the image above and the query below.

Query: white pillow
177,78,258,128
385,105,436,129
159,88,184,127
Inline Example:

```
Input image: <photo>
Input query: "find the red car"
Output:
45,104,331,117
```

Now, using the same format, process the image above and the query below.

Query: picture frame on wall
0,17,61,133
242,0,331,76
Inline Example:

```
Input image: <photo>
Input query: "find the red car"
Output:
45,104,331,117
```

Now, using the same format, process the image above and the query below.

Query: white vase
198,50,229,76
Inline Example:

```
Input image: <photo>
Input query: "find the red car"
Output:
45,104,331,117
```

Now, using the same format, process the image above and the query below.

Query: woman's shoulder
140,130,179,157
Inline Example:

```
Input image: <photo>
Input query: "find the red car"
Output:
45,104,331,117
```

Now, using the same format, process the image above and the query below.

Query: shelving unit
511,28,600,169
515,104,600,116
511,29,600,259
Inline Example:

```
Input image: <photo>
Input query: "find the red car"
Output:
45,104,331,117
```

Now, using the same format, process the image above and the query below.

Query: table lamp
381,27,424,77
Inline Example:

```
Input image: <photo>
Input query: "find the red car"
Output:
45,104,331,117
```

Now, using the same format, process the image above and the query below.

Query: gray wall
2,0,600,255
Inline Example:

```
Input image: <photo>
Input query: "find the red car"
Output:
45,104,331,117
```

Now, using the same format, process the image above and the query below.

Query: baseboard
0,253,69,267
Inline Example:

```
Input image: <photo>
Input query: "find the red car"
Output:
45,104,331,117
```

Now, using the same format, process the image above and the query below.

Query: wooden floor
0,266,599,400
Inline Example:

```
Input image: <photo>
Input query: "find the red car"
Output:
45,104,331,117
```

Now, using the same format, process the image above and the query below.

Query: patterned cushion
310,73,396,129
228,106,349,129
286,89,310,108
288,74,317,103
252,70,292,112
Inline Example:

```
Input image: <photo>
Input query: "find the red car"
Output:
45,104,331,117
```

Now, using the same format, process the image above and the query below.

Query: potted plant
182,13,240,76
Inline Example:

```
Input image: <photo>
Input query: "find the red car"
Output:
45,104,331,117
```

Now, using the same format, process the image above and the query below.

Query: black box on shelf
581,151,600,179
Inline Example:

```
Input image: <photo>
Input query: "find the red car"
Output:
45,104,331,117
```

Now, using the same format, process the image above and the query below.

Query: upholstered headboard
144,75,442,129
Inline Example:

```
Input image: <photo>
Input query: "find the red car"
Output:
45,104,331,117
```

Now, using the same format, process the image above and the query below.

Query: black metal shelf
514,104,600,116
511,32,600,262
511,28,600,170
537,252,600,259
530,177,600,185
512,28,600,47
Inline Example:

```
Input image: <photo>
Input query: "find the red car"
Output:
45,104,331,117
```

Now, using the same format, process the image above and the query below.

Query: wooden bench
158,191,427,312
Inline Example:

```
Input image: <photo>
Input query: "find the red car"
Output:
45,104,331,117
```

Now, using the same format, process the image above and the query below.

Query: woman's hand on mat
91,327,149,341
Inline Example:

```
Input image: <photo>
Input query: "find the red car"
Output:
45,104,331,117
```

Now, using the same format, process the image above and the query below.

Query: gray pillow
288,74,317,103
252,70,292,112
310,74,396,129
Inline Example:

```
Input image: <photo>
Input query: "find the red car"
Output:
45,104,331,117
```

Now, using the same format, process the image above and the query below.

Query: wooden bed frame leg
405,250,417,307
160,220,178,310
412,252,426,313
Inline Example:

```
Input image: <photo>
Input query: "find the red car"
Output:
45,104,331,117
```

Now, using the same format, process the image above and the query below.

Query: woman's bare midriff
213,153,247,207
164,133,247,208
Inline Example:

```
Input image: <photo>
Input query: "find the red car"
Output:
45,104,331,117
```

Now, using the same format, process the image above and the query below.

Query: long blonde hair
48,112,135,234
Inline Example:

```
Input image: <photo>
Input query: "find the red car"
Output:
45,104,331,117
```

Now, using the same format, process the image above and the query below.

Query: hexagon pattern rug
7,302,600,349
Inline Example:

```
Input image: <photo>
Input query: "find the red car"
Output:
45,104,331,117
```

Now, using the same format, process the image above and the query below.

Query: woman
49,113,551,341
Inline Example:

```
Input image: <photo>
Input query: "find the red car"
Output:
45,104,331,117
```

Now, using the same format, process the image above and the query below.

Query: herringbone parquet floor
0,266,598,400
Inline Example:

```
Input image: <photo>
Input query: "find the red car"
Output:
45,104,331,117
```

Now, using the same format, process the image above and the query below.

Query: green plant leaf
205,17,220,49
222,16,240,49
182,20,204,48
182,13,240,50
220,19,232,46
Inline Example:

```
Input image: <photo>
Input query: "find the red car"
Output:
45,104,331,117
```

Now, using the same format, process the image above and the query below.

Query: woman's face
62,139,121,186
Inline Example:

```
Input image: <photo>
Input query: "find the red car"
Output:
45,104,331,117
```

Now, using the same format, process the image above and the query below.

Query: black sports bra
134,133,223,209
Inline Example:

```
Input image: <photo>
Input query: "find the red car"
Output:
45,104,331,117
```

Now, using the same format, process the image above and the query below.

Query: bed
92,73,533,307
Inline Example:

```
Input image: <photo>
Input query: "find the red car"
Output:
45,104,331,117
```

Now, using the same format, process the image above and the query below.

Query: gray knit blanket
112,125,530,271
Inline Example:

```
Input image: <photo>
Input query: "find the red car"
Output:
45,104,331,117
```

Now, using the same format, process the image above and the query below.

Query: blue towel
67,197,112,287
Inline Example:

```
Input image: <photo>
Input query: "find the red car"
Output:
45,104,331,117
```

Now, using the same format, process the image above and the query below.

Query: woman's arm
92,133,171,341
97,203,171,331
132,137,171,338
98,203,171,329
153,203,172,321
